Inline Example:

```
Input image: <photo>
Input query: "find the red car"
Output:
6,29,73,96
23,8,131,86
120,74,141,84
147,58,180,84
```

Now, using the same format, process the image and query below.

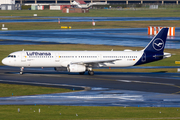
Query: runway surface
1,17,180,23
0,66,180,107
0,28,180,48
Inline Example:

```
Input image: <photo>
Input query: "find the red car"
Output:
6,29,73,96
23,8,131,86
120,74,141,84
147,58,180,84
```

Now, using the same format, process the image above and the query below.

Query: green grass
3,20,180,30
0,44,179,67
1,8,180,17
0,83,73,97
0,106,180,120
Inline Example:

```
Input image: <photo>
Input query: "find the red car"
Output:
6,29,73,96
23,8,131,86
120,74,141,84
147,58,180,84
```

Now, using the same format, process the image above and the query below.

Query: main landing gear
20,67,24,75
88,71,94,75
79,67,94,75
87,67,94,75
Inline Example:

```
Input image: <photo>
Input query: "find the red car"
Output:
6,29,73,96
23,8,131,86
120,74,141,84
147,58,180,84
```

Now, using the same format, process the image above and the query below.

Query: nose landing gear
20,67,24,75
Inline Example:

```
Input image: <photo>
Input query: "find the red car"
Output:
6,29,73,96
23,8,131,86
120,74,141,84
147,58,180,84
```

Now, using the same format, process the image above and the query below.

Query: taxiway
0,66,180,106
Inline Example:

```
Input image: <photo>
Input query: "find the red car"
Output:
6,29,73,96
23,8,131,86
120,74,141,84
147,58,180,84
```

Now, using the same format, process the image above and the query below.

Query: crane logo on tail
152,38,164,51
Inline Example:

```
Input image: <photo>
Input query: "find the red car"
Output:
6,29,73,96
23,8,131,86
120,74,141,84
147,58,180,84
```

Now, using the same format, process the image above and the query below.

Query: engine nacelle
54,67,67,71
67,64,86,72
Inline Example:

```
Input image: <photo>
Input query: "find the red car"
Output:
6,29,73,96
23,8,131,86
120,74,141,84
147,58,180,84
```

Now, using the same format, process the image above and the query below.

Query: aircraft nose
2,58,8,65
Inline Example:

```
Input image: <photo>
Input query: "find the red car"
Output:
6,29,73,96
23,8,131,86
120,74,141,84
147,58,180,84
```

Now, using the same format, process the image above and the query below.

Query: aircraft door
13,54,17,66
97,54,102,60
55,53,60,62
21,52,26,62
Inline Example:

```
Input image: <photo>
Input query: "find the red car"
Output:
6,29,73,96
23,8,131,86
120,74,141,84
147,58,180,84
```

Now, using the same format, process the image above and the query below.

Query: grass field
0,105,180,120
0,83,73,97
3,20,180,30
0,44,179,68
1,8,180,17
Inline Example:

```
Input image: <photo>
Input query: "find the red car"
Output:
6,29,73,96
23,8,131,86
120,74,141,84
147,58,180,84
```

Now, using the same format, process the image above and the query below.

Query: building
62,8,89,13
7,0,180,5
0,0,15,5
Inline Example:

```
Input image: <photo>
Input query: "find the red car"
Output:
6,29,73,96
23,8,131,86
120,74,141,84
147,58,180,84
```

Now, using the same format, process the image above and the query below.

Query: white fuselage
2,50,143,68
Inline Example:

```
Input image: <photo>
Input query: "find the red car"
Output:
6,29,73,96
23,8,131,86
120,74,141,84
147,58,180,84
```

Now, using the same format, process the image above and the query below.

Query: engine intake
67,64,86,72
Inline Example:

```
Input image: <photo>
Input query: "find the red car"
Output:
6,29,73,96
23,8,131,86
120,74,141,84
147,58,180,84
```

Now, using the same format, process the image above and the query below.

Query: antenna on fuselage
22,49,24,51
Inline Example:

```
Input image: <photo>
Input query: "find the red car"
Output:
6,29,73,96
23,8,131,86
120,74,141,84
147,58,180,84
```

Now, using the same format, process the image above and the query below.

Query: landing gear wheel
20,67,24,75
79,72,85,75
88,71,94,75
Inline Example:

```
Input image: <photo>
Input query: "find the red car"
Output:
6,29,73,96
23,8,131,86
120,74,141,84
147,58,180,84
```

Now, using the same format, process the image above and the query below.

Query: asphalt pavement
0,66,180,106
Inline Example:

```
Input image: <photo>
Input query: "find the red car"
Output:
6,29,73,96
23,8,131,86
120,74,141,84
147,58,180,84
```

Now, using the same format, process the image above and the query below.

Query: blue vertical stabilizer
144,28,169,53
135,28,169,66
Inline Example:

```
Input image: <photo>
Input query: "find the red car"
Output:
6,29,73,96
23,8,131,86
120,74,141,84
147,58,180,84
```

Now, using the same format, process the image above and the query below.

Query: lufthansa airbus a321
2,28,171,75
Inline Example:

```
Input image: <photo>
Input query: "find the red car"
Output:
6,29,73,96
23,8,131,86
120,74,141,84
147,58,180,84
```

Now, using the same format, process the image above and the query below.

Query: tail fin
143,28,169,53
134,28,169,66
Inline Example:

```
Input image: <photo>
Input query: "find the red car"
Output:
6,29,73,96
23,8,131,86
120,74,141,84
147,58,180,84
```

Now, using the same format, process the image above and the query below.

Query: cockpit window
8,55,16,58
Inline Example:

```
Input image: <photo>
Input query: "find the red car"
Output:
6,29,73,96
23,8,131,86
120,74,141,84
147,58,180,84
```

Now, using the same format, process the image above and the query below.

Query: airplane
2,28,171,75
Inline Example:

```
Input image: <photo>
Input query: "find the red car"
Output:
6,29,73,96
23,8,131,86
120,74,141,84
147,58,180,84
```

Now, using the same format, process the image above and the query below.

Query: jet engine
67,64,86,72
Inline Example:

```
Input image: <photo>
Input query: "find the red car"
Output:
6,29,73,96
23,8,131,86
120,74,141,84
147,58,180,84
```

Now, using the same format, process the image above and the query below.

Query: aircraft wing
71,59,120,65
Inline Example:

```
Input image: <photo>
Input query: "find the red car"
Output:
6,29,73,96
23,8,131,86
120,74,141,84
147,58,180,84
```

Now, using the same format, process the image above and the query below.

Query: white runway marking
117,80,175,86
